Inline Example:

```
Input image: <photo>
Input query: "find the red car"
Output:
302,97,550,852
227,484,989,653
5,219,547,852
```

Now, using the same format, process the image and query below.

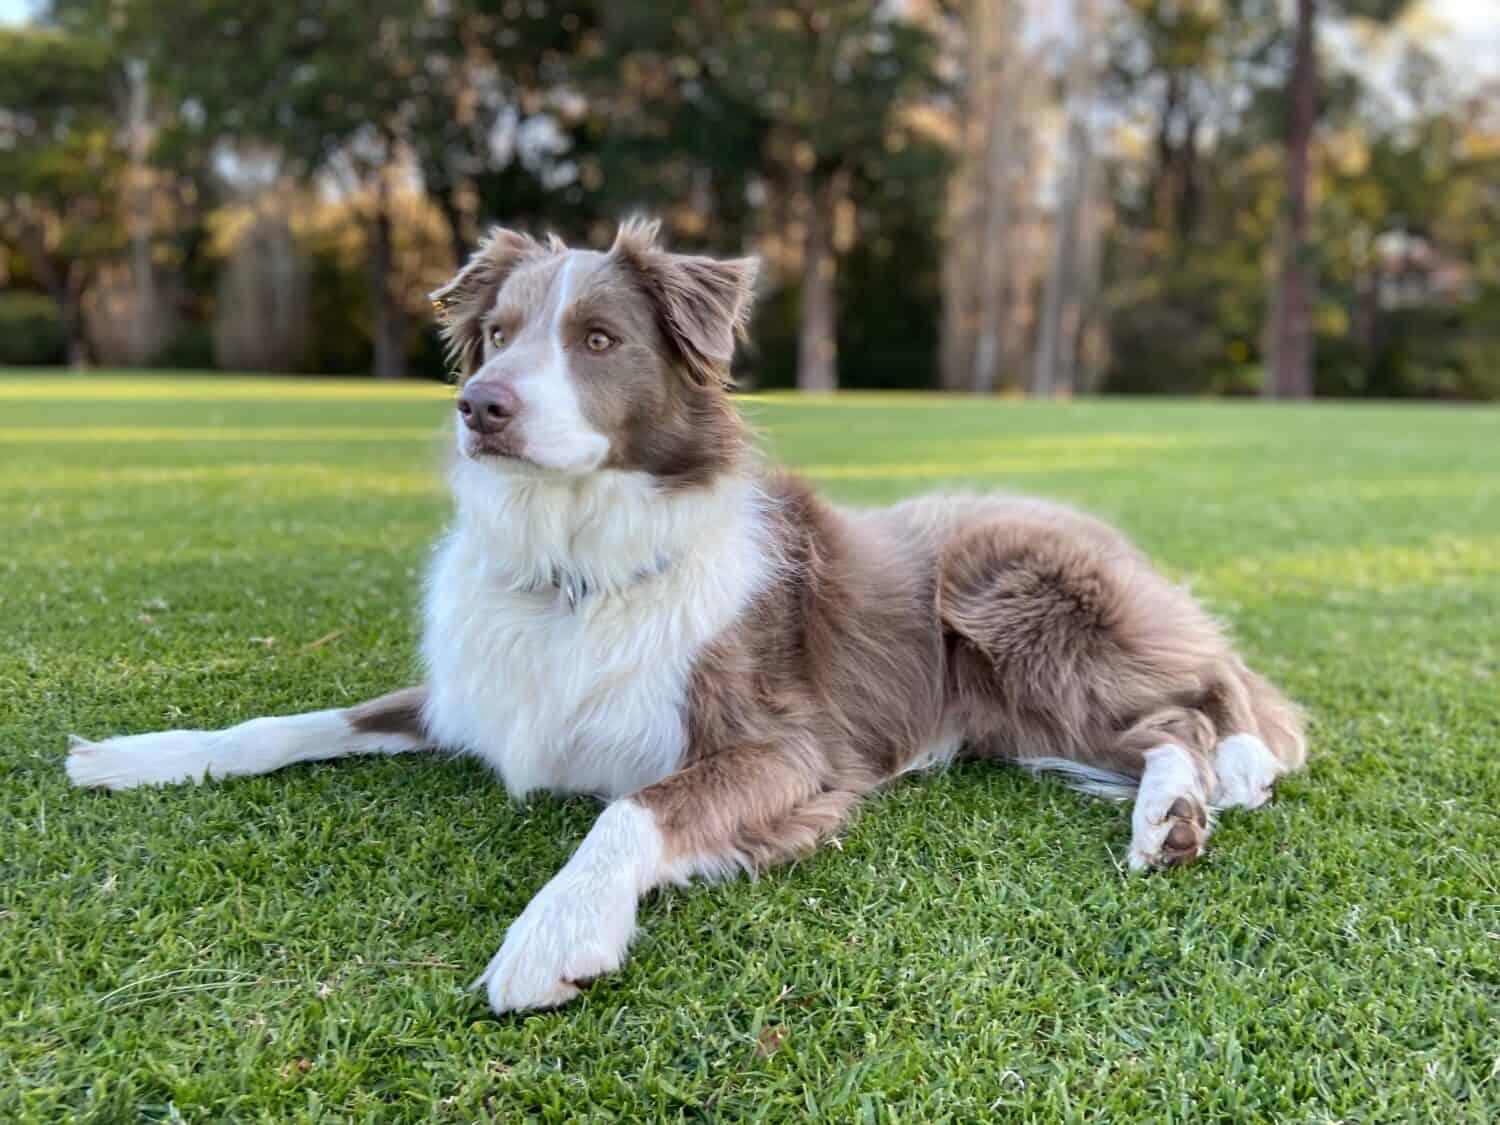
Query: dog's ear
611,217,759,387
429,227,550,378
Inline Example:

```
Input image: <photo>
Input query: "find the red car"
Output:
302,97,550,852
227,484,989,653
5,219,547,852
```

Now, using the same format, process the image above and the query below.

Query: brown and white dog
67,219,1306,1015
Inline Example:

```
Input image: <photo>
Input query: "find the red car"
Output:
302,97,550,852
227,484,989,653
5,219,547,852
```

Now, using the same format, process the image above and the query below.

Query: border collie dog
68,220,1306,1014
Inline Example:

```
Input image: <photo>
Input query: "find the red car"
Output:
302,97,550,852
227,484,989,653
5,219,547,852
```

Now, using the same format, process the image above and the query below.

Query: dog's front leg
478,739,827,1014
474,799,662,1014
66,687,430,789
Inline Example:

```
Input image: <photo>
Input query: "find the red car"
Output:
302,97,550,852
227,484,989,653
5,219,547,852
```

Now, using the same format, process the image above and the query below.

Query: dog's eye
585,330,614,353
489,327,506,349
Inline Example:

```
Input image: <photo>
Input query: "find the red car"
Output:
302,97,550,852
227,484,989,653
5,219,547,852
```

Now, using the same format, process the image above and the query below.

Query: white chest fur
421,462,772,799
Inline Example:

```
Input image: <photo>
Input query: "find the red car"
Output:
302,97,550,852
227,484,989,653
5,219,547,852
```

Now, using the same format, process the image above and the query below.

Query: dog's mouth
458,426,607,477
462,432,526,463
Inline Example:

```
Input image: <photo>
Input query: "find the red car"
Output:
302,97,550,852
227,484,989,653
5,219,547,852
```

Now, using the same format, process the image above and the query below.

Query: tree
404,1,602,263
1100,0,1284,394
0,27,124,366
967,0,1021,392
942,0,1071,393
1031,0,1103,398
674,2,943,391
941,0,1031,391
1266,0,1320,398
109,0,451,377
580,3,945,391
1266,0,1409,399
213,209,309,372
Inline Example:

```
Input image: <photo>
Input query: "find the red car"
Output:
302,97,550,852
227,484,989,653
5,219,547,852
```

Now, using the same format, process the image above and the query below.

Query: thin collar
527,557,674,612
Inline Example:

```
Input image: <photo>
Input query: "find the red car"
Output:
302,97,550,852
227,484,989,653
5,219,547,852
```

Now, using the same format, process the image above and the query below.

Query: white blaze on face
507,254,611,473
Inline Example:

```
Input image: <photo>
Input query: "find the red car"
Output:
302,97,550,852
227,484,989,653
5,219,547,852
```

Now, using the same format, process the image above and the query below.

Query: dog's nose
457,383,518,433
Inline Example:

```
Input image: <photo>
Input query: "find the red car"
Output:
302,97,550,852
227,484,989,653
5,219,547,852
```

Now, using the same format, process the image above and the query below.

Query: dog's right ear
429,228,549,378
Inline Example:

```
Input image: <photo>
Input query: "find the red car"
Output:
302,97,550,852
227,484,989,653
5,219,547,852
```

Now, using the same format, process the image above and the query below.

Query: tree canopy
1,0,1494,397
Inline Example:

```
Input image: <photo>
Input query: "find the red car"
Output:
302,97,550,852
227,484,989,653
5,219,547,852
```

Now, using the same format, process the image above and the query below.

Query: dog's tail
1013,757,1138,800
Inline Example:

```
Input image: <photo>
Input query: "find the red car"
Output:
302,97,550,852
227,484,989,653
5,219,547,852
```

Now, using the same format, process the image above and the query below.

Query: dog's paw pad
1167,795,1207,829
1129,795,1210,870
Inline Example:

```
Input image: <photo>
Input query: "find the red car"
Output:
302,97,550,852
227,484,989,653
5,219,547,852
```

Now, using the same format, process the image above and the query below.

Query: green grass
2,372,1497,1123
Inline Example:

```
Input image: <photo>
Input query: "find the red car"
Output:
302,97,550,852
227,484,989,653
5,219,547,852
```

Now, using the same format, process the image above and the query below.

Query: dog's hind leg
66,686,431,791
937,515,1304,869
1111,707,1218,870
1110,671,1307,865
1207,661,1305,809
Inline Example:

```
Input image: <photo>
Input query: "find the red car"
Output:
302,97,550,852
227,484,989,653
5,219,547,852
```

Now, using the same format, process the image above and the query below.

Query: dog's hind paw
1129,794,1210,870
1212,733,1283,810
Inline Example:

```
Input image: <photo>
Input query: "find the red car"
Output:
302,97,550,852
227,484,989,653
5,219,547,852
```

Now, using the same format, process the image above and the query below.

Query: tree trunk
22,227,90,368
1073,140,1107,393
1031,0,1097,398
1178,110,1201,241
61,280,89,369
42,263,90,369
367,173,406,380
1267,0,1318,400
1154,71,1180,236
939,0,1034,392
126,58,156,367
796,174,841,393
940,0,988,389
968,0,1018,393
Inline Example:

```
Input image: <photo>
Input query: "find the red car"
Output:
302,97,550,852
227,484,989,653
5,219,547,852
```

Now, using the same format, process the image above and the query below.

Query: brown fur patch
635,474,947,871
561,251,748,487
609,217,758,389
923,498,1303,793
637,489,1305,872
345,686,429,741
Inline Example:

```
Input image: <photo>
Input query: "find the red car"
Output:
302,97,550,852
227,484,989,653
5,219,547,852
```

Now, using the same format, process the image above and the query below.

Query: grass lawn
2,372,1497,1122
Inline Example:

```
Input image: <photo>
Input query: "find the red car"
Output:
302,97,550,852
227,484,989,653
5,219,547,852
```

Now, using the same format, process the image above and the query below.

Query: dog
67,218,1306,1015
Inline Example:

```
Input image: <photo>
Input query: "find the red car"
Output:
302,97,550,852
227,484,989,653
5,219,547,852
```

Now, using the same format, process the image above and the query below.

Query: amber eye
585,330,614,352
489,327,505,349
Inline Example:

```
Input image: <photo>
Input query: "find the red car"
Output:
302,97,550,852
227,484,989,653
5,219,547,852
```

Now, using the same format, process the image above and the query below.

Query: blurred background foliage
1,0,1496,397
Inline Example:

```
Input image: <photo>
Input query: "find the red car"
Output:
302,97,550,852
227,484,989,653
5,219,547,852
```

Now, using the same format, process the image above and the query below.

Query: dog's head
429,218,757,484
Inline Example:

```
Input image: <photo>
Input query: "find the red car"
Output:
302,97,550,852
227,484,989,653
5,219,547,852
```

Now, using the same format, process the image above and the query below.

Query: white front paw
475,880,636,1015
65,731,214,790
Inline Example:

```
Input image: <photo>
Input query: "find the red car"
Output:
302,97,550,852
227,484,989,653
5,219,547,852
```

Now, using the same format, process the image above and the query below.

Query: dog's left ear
612,217,759,387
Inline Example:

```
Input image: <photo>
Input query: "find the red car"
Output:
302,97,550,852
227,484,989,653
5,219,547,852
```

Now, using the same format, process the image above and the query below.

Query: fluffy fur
423,464,777,799
68,220,1307,1015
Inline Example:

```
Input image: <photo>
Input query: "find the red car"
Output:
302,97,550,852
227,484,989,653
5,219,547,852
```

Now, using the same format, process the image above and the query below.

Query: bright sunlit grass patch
1204,535,1500,596
795,432,1231,480
1,462,444,497
0,372,454,401
2,373,1497,1122
0,425,443,443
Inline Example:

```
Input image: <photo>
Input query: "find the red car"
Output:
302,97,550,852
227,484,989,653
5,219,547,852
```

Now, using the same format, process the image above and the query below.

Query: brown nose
457,383,518,433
